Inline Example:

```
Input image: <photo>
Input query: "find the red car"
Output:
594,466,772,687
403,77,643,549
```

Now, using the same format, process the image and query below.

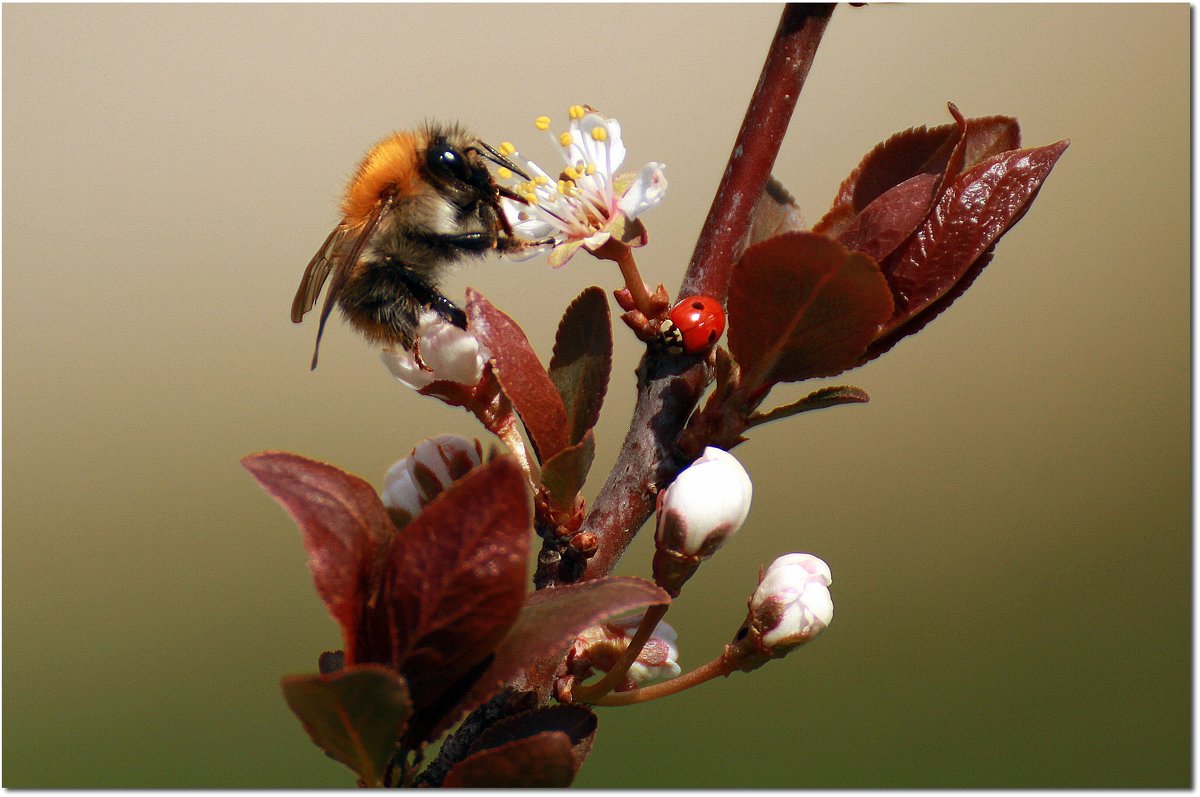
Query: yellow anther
569,104,586,120
533,175,550,186
559,131,573,148
563,166,580,180
523,192,539,205
585,164,597,176
558,179,574,195
498,141,516,157
591,126,607,142
535,116,551,131
497,167,513,180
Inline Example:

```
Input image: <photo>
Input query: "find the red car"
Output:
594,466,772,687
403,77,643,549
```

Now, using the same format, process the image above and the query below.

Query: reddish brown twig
579,4,836,582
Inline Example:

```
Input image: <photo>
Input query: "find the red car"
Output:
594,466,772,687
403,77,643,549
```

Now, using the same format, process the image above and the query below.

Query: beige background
3,3,1189,788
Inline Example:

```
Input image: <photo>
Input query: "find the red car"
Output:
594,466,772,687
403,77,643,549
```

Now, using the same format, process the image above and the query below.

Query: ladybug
658,295,726,355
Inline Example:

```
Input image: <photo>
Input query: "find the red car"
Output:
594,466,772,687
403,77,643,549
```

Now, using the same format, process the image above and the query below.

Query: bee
291,123,535,369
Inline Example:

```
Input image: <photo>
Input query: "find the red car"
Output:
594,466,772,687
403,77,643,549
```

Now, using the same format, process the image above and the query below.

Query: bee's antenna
475,141,532,181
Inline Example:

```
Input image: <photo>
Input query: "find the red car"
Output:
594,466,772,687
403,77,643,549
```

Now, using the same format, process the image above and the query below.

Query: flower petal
617,162,668,220
381,347,435,390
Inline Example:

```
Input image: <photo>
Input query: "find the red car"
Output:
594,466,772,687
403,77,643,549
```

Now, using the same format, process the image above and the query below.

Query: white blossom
495,106,667,266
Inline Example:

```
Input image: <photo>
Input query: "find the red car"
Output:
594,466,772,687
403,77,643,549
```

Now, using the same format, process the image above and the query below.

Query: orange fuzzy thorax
340,132,424,224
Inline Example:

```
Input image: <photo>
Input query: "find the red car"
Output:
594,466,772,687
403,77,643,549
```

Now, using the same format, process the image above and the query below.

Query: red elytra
664,295,726,354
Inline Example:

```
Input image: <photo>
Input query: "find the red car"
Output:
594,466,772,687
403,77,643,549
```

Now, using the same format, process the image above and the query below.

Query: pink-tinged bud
381,434,483,525
653,446,752,595
730,553,833,672
565,613,681,692
380,312,490,390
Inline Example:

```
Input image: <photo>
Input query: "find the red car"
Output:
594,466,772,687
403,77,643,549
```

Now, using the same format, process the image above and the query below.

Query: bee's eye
427,143,472,183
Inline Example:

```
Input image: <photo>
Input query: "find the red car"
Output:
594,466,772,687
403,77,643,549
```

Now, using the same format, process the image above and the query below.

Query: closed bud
653,446,752,596
729,553,833,672
381,434,483,525
380,311,490,391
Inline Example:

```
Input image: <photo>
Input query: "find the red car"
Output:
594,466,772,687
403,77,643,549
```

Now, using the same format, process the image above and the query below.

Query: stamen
497,167,513,180
569,104,586,120
535,116,551,131
559,131,573,148
498,141,516,157
591,126,608,142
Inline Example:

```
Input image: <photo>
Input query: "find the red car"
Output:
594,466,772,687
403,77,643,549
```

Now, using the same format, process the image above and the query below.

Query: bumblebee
292,124,532,369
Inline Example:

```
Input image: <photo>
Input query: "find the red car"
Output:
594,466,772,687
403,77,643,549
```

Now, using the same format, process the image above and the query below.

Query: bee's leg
416,231,495,253
384,257,467,330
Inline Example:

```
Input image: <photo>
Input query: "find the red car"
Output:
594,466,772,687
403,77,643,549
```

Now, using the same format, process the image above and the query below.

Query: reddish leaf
242,452,395,662
834,172,940,263
728,231,894,385
879,139,1070,335
467,290,569,462
748,384,870,428
281,664,412,787
361,456,532,710
443,731,576,788
469,704,598,777
813,121,957,240
548,287,612,445
428,577,669,742
540,429,596,512
814,106,1021,260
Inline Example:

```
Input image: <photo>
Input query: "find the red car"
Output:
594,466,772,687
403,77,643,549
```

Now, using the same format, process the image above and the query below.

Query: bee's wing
304,194,397,370
291,224,347,323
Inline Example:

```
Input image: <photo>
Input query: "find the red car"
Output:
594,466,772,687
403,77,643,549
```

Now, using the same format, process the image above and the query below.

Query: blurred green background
3,3,1189,788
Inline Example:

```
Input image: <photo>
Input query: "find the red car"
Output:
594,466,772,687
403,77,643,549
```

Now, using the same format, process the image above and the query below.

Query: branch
580,3,835,581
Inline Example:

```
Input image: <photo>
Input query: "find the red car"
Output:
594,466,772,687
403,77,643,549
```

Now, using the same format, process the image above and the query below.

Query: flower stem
591,650,735,707
572,604,670,704
615,246,655,319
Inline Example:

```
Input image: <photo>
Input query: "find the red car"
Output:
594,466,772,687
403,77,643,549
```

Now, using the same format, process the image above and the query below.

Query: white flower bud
379,311,490,390
381,434,483,524
653,447,752,595
752,553,833,650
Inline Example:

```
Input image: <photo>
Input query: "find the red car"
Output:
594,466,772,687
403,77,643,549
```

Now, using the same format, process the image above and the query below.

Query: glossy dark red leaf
728,231,894,385
242,452,395,662
834,172,940,263
443,731,576,788
540,429,596,512
814,105,1021,263
467,290,569,462
468,704,598,777
363,456,532,710
427,577,669,742
548,287,612,446
878,139,1070,336
280,664,412,787
814,121,957,240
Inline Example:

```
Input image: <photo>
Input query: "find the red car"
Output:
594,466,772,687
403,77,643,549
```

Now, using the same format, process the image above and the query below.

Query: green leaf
281,665,412,787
